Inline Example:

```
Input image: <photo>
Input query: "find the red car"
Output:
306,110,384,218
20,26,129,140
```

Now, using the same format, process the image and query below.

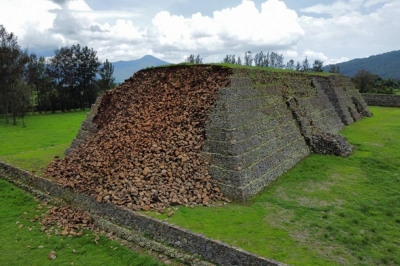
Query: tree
185,54,194,63
25,54,51,113
295,61,301,71
286,59,295,70
230,55,236,64
222,54,229,64
9,78,31,126
237,56,242,65
275,53,285,69
244,51,253,66
352,69,375,93
269,52,276,68
47,44,100,111
301,57,310,72
98,59,116,94
185,54,202,64
47,46,75,112
222,54,236,64
253,51,271,67
262,52,269,67
353,73,399,94
378,78,400,94
195,54,203,64
0,25,29,123
74,45,101,110
379,78,400,94
328,64,340,73
312,60,324,72
254,51,264,67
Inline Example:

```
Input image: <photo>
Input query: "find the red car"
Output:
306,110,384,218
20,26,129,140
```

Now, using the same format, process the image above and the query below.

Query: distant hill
324,50,400,80
112,55,170,83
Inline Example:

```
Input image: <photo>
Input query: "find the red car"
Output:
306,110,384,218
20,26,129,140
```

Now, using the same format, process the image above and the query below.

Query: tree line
352,69,400,94
186,51,331,73
0,25,116,126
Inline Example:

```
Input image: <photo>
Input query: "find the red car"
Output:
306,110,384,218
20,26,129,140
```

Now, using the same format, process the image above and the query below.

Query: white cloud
0,0,59,37
301,0,364,16
283,50,298,59
303,49,328,61
300,49,348,65
27,0,305,62
363,0,393,8
328,57,350,64
3,0,305,62
1,0,399,65
151,0,304,61
65,0,92,11
298,0,400,62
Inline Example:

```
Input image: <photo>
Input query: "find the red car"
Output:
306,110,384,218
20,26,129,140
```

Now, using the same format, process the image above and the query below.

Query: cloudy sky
1,0,399,65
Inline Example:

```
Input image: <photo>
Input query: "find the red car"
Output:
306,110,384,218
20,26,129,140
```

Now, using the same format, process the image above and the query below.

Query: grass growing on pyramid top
148,62,332,77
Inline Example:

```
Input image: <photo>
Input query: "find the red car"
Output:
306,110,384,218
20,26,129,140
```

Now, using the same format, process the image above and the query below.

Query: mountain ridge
324,50,400,79
112,55,170,83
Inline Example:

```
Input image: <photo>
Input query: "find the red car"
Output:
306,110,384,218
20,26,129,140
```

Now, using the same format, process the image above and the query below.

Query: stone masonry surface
49,66,371,203
362,94,400,107
65,96,101,156
203,70,371,200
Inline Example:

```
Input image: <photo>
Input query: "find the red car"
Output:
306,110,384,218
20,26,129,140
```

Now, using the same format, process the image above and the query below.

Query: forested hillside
324,50,400,79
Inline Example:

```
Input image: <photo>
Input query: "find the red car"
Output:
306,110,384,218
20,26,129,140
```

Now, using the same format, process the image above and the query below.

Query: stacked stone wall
296,80,343,134
322,75,372,124
203,71,371,200
203,77,309,200
362,94,400,107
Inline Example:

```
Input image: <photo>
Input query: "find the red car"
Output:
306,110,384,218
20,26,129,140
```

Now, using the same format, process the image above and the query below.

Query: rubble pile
45,66,232,212
41,206,95,236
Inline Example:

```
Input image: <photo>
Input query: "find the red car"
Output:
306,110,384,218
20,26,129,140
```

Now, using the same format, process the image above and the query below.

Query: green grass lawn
151,106,400,266
0,179,163,266
0,111,87,175
0,112,167,266
1,107,399,265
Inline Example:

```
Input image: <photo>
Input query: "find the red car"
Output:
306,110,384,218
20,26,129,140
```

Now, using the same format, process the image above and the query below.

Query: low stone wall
362,94,400,107
0,161,285,266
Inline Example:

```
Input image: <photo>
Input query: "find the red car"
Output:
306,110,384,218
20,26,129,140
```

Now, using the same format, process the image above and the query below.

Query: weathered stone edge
0,160,287,266
65,96,101,156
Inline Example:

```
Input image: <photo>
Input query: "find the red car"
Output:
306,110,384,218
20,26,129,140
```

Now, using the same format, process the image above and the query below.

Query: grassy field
1,107,399,265
151,106,400,265
0,111,87,175
0,112,166,265
0,179,163,266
